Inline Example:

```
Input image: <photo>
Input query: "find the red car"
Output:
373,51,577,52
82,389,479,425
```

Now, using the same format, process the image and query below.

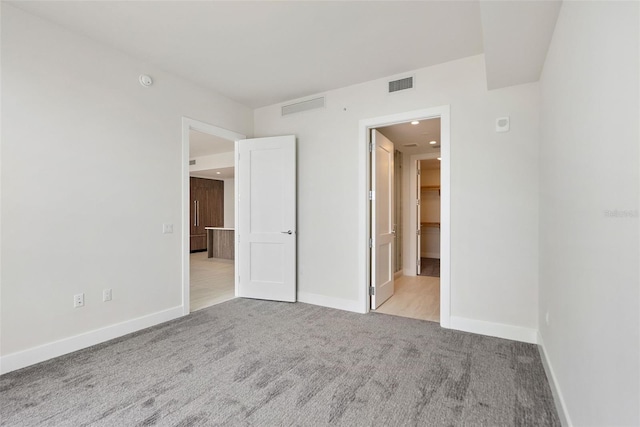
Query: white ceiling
480,0,561,90
10,1,560,108
377,118,441,155
189,130,234,158
190,167,234,180
189,130,235,179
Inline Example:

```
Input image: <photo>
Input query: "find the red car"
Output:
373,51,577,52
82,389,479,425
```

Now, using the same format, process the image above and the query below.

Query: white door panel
238,135,296,302
372,130,394,309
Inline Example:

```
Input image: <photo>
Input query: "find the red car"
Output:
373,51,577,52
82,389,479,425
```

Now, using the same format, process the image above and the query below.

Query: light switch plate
163,224,173,234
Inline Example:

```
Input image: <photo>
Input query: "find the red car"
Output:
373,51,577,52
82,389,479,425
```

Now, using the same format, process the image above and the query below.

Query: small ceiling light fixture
139,74,153,87
429,140,437,145
216,172,221,175
411,121,419,125
437,157,442,161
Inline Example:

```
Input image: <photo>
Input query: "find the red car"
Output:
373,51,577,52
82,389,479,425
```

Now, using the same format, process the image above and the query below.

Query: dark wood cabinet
190,177,224,252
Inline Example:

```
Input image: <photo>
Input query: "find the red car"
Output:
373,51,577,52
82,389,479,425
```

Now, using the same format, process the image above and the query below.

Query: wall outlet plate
74,293,84,308
103,289,112,302
163,223,173,234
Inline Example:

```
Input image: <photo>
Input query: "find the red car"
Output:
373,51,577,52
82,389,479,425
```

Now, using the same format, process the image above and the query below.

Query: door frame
409,152,442,277
358,105,451,328
181,117,246,315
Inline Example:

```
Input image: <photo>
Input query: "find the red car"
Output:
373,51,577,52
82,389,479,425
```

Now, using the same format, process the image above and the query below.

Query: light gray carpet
0,299,560,426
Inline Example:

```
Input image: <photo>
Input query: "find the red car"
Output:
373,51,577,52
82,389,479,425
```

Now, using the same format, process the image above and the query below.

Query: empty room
1,1,638,426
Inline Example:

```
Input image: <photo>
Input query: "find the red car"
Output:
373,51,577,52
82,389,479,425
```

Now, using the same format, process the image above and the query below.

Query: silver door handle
281,230,293,235
193,200,197,226
196,200,200,226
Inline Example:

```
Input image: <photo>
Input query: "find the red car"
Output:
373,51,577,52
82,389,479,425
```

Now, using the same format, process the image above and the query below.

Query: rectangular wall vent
388,76,414,93
282,96,325,116
189,160,196,165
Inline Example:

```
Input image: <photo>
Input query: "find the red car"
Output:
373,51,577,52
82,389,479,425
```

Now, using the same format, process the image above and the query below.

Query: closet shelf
421,222,441,228
421,185,441,195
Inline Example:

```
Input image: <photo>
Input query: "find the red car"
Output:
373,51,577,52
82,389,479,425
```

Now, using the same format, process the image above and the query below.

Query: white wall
254,54,540,332
0,5,252,360
223,179,235,228
538,2,639,425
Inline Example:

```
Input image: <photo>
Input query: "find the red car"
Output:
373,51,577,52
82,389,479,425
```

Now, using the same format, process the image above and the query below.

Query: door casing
181,117,246,315
359,106,451,328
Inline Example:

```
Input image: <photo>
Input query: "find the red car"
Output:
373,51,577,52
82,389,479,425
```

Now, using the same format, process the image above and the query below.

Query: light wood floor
190,251,235,312
374,275,440,322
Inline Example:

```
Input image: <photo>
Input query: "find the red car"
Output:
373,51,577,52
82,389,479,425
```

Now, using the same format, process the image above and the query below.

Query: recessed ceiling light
216,172,221,175
429,140,437,145
411,121,419,125
437,157,442,161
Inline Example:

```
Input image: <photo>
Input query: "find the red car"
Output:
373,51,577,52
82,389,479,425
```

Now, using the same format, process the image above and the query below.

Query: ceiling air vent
403,143,418,148
189,160,196,165
282,96,325,116
388,76,414,93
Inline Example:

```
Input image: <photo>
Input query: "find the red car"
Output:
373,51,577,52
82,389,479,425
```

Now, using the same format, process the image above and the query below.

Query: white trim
0,306,183,375
359,105,451,328
449,316,538,344
181,117,245,315
298,292,364,314
409,151,442,275
538,332,573,427
234,140,240,298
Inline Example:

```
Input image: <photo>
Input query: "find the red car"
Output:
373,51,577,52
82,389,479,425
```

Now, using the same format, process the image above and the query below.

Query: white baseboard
449,316,538,344
537,332,572,427
0,306,184,375
298,292,364,314
420,252,441,259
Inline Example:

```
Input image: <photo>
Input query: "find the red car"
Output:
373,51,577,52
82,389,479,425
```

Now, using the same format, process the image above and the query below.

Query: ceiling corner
480,0,562,90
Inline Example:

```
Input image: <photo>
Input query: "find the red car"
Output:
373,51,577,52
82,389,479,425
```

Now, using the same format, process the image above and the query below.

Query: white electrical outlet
163,223,173,234
103,288,112,302
545,310,550,326
74,293,84,308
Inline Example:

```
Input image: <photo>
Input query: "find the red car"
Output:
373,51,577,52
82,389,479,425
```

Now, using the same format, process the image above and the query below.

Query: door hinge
369,286,375,296
417,169,421,176
369,142,373,152
417,258,421,266
369,238,372,248
416,198,420,206
417,229,421,236
369,190,374,200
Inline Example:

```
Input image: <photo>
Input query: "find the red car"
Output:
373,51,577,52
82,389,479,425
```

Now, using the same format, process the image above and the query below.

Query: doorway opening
359,106,450,327
181,118,245,314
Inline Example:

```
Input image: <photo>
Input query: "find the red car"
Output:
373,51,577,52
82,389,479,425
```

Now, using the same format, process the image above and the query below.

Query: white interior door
371,130,394,309
416,160,422,275
238,135,296,302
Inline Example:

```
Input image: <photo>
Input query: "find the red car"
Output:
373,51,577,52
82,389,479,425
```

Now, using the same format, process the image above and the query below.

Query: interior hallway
374,275,440,322
190,252,235,312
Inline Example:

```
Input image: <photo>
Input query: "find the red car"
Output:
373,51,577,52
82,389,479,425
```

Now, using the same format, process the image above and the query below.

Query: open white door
238,135,296,302
371,130,394,309
416,160,422,275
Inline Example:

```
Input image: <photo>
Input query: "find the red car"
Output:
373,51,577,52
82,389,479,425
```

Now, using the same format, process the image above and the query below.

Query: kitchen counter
205,228,234,260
